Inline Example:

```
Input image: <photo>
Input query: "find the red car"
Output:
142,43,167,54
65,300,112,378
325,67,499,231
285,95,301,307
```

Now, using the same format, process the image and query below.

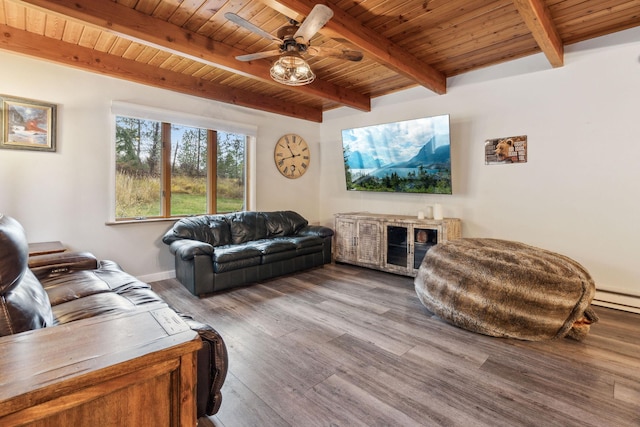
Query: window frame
109,102,256,224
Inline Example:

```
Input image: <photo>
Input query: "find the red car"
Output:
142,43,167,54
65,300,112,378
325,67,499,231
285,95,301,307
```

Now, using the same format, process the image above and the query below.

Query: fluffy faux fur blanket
415,238,599,341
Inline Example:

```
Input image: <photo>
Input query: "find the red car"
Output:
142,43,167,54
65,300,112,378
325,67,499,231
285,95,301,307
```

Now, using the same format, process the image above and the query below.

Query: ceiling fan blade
307,46,364,62
293,4,334,45
225,12,281,43
235,50,283,61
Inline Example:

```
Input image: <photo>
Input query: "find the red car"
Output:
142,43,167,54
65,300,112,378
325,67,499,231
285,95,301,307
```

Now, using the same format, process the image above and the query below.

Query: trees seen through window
115,116,246,219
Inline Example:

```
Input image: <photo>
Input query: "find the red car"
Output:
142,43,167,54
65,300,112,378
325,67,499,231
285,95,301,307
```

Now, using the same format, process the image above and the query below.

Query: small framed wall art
0,94,57,152
485,135,527,165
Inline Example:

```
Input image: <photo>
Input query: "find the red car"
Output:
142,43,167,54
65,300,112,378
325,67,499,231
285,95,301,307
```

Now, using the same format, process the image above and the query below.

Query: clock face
274,134,310,179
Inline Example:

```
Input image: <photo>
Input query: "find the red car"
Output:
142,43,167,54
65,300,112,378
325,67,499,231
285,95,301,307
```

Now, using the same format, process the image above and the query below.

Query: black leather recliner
0,214,228,418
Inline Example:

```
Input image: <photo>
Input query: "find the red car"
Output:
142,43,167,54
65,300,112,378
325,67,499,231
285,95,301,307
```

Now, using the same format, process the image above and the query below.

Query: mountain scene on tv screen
342,116,452,194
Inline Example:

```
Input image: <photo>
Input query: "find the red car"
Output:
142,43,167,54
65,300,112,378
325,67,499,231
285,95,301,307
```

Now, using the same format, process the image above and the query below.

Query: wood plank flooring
150,264,640,427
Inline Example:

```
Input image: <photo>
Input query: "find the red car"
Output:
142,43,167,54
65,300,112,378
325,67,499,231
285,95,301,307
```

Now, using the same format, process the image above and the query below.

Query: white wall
320,27,640,300
2,26,639,304
0,52,320,279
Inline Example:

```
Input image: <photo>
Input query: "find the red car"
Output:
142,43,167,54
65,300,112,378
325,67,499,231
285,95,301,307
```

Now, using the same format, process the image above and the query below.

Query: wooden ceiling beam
270,0,447,95
512,0,564,67
0,25,323,122
13,0,370,112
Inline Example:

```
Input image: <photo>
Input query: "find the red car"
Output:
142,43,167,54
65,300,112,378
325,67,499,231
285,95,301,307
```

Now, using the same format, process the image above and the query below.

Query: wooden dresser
0,307,201,426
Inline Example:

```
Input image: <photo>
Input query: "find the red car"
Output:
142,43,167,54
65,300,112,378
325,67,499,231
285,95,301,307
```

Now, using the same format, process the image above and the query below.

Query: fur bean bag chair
415,238,599,341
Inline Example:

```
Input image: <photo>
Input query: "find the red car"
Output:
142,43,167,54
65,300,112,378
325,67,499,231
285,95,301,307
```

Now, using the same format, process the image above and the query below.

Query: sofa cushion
261,250,298,264
163,215,231,247
41,260,166,308
227,211,268,244
94,260,162,296
51,292,139,325
296,225,334,238
0,270,54,336
282,235,325,249
212,245,263,263
250,238,297,254
43,270,112,305
212,243,263,273
263,211,309,236
0,214,54,336
0,214,29,291
249,238,299,264
214,257,261,273
296,244,324,256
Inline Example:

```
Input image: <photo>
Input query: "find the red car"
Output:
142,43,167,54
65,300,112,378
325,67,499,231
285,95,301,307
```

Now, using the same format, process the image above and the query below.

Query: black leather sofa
0,214,228,419
162,210,334,296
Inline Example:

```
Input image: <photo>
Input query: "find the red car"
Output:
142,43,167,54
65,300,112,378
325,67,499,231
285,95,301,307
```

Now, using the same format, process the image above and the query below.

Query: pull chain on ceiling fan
225,4,363,86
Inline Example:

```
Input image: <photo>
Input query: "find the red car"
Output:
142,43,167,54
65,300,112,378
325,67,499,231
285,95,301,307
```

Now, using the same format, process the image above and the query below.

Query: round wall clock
274,133,310,179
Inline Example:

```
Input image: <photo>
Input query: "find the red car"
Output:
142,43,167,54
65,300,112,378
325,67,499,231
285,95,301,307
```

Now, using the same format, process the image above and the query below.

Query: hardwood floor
150,264,640,427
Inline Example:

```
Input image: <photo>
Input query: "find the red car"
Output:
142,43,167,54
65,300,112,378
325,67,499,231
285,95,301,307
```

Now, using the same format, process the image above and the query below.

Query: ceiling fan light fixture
270,52,315,86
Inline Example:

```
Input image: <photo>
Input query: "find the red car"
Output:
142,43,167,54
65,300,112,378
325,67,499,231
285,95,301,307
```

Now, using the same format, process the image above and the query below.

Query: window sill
105,217,180,226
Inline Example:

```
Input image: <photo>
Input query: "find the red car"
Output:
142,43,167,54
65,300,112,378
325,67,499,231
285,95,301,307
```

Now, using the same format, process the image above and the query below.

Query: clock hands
281,138,300,162
285,135,296,157
278,153,300,167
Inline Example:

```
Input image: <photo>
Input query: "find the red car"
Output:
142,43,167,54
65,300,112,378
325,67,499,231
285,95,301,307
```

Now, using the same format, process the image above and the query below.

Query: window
114,114,249,220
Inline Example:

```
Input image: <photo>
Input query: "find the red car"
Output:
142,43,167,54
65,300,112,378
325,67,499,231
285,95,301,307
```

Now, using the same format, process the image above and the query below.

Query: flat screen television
341,115,452,194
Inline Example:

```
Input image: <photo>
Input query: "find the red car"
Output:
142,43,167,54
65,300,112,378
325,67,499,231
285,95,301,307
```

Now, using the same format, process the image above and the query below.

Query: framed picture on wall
484,135,527,165
0,94,57,152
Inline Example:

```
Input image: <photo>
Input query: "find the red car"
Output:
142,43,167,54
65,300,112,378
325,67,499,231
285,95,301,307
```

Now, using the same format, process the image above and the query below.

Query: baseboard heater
593,288,640,314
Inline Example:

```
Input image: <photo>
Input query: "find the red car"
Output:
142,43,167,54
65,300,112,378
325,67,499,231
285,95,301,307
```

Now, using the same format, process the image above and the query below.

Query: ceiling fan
225,4,363,86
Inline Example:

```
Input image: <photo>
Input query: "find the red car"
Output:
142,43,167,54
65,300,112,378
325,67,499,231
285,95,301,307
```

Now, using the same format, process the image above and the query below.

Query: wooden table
0,307,201,426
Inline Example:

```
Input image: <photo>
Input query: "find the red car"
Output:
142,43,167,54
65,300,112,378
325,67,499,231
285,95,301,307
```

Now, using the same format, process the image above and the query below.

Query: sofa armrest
169,240,214,260
161,227,179,245
297,225,334,238
28,251,99,280
179,315,228,417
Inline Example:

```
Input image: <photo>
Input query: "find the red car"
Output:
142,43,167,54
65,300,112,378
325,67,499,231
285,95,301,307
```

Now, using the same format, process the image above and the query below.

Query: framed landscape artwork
0,95,57,152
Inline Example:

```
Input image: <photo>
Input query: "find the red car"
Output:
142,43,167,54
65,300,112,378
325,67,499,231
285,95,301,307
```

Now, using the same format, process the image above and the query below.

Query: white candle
417,211,425,219
425,206,433,219
433,203,443,220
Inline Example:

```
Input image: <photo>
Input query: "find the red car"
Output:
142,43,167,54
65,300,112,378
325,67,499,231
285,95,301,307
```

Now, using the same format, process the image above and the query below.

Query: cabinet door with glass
412,226,439,272
384,224,409,274
384,223,440,276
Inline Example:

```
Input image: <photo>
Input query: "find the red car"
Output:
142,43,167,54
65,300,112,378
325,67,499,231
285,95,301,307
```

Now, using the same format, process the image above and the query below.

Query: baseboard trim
592,288,640,314
138,270,175,284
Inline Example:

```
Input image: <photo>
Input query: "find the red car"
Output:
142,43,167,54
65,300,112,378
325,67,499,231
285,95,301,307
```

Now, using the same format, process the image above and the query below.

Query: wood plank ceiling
0,0,639,122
